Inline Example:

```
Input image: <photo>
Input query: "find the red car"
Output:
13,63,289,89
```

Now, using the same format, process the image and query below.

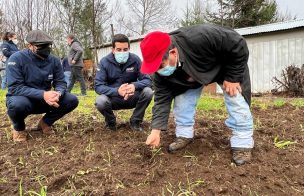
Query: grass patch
273,98,286,107
197,96,224,111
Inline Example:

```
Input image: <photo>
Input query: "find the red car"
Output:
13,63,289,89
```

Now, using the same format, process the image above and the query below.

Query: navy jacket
62,57,71,72
95,53,152,97
1,40,19,59
6,49,66,99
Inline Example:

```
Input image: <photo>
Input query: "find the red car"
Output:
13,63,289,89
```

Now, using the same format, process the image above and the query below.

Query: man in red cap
140,24,254,166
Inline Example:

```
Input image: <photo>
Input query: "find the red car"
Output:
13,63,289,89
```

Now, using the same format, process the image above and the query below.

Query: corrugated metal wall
97,29,304,93
246,29,304,93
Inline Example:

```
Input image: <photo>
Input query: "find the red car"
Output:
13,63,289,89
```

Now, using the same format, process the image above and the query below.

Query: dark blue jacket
62,57,71,72
1,40,19,59
6,49,66,99
95,53,152,97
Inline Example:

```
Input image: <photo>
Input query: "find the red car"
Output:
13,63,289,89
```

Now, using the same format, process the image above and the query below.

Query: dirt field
0,95,304,195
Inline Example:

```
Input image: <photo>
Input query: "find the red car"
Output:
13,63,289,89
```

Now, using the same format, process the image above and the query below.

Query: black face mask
34,44,52,59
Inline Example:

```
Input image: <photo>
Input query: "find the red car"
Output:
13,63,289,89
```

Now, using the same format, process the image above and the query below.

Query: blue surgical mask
114,52,129,64
157,64,177,76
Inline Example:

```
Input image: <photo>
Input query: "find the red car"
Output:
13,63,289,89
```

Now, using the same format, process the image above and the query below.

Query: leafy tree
207,0,279,28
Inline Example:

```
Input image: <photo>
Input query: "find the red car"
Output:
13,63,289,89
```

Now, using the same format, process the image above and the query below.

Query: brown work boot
38,119,55,135
168,137,193,153
232,148,252,166
12,130,27,142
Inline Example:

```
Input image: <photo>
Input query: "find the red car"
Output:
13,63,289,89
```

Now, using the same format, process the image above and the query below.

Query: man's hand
223,80,242,97
126,84,135,95
146,129,161,148
123,84,135,100
71,60,76,64
43,91,60,108
118,83,128,97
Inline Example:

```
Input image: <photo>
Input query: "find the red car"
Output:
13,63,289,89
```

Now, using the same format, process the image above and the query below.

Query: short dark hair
112,34,130,48
3,32,16,41
67,33,75,40
162,42,176,60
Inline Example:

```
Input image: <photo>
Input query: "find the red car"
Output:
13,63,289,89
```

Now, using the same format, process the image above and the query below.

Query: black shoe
231,148,252,166
105,123,117,131
130,121,143,131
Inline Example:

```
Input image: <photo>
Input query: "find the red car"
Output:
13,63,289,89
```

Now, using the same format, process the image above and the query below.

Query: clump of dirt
138,145,153,160
0,103,304,195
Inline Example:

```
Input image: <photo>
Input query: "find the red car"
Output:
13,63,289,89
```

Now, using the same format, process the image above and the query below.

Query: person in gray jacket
66,34,86,95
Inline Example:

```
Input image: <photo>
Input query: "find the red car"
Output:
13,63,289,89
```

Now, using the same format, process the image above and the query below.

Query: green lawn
2,86,304,121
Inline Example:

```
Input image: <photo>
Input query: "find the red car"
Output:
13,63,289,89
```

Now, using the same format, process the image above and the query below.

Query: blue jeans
64,71,71,87
1,72,6,89
173,86,254,148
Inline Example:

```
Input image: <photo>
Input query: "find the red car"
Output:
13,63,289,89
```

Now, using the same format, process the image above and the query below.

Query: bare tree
1,0,62,49
117,0,178,35
180,0,208,27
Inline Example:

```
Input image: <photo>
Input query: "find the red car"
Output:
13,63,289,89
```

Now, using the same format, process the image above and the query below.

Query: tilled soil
0,103,303,195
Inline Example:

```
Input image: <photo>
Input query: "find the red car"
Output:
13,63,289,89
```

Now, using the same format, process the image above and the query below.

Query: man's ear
169,48,178,54
112,48,115,53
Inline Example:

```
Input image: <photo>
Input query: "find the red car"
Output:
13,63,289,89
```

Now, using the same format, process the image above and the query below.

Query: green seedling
0,177,7,184
116,180,125,189
85,138,95,153
19,178,23,196
27,186,47,196
27,175,48,196
150,147,163,160
18,156,25,166
43,146,58,156
103,149,112,166
274,136,297,149
165,182,175,195
183,151,198,162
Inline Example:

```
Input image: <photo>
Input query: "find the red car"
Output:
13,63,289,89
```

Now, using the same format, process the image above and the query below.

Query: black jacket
152,24,251,130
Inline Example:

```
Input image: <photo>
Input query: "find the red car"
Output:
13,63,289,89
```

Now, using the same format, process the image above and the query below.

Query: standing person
66,34,86,96
95,34,153,131
61,56,71,87
6,30,79,142
140,24,254,166
1,32,19,89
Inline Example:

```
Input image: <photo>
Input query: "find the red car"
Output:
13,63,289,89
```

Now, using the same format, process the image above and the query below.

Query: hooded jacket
95,52,152,97
152,24,251,131
6,49,66,99
68,39,84,67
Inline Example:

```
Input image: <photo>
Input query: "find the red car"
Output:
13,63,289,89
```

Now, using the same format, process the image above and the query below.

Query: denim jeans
64,71,71,88
1,71,6,89
173,86,254,148
95,87,153,125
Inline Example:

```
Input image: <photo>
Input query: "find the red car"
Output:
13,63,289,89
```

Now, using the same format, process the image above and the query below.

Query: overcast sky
173,0,304,20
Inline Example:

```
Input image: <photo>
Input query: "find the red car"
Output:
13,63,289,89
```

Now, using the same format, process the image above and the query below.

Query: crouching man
140,24,254,166
95,34,153,131
6,30,79,142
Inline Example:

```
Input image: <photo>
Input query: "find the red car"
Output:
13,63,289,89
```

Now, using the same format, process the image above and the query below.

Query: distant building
95,19,304,93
